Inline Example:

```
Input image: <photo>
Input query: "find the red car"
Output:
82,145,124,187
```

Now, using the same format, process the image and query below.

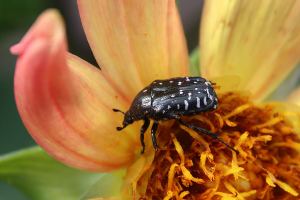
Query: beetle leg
176,115,239,155
151,122,161,151
140,118,150,154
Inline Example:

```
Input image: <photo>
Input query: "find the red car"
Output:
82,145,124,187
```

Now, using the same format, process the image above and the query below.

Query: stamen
259,128,275,134
251,116,284,129
172,134,185,166
167,163,178,191
223,104,253,119
172,134,205,184
163,190,174,200
215,113,224,129
179,191,189,199
200,151,214,181
224,118,237,127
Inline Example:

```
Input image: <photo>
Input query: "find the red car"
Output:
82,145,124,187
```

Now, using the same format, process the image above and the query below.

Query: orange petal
78,0,189,103
13,9,139,172
200,0,300,102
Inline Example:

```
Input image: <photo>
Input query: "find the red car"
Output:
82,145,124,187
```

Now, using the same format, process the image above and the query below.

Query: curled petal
78,0,189,103
13,9,140,172
200,0,300,102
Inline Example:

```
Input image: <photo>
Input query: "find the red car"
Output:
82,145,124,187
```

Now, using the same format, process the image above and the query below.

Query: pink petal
78,0,189,103
13,9,140,172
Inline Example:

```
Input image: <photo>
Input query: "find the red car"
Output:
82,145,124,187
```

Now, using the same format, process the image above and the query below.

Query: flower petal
78,0,189,102
200,0,300,102
287,86,300,106
13,9,140,172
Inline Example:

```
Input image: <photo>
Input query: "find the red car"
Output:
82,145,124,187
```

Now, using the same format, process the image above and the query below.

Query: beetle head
113,109,134,131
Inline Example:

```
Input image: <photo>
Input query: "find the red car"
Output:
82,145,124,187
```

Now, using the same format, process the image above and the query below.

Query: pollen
125,91,300,200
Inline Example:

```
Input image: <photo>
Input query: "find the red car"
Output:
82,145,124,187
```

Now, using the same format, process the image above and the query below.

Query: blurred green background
0,1,204,199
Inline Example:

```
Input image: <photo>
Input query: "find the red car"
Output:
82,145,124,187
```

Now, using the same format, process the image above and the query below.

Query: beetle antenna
211,82,216,85
116,124,128,131
113,108,125,114
116,127,123,131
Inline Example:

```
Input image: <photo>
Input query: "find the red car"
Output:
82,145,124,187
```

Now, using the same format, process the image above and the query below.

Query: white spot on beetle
170,80,173,83
177,104,180,109
214,105,217,109
198,91,201,94
205,81,211,86
195,88,198,90
153,81,156,84
143,89,147,92
171,94,175,98
186,77,190,81
215,97,218,101
184,100,189,110
203,96,207,105
179,91,183,94
197,78,200,81
196,97,200,108
194,81,197,83
142,98,150,106
168,105,171,109
204,88,213,100
159,82,163,85
178,81,182,85
188,92,192,100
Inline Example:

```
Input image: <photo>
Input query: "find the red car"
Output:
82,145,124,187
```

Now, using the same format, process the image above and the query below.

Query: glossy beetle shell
114,76,238,154
129,76,218,121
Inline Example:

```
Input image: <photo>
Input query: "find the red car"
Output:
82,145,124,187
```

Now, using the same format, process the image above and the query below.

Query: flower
11,0,300,200
11,1,189,172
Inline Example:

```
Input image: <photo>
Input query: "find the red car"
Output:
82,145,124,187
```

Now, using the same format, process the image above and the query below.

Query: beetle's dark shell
129,76,218,121
129,86,151,121
114,76,238,154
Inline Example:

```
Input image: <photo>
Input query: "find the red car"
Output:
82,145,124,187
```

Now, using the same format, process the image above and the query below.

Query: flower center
128,91,300,200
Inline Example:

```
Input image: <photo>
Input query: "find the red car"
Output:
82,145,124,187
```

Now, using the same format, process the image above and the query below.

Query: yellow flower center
127,91,300,200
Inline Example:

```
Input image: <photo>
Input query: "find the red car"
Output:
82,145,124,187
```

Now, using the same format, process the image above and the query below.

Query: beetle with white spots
113,77,238,154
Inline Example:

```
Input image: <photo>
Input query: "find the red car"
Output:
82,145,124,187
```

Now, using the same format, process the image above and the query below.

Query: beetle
113,77,238,154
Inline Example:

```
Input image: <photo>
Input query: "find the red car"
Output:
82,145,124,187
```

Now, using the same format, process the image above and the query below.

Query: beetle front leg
140,118,150,154
151,122,161,151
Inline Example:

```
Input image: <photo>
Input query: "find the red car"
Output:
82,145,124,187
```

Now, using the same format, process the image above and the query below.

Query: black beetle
113,77,238,154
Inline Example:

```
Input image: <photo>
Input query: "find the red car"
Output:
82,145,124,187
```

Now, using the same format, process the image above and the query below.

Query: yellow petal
287,85,300,105
78,0,189,103
200,0,300,102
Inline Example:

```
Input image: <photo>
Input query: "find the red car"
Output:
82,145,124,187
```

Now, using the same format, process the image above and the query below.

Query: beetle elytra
113,77,238,154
